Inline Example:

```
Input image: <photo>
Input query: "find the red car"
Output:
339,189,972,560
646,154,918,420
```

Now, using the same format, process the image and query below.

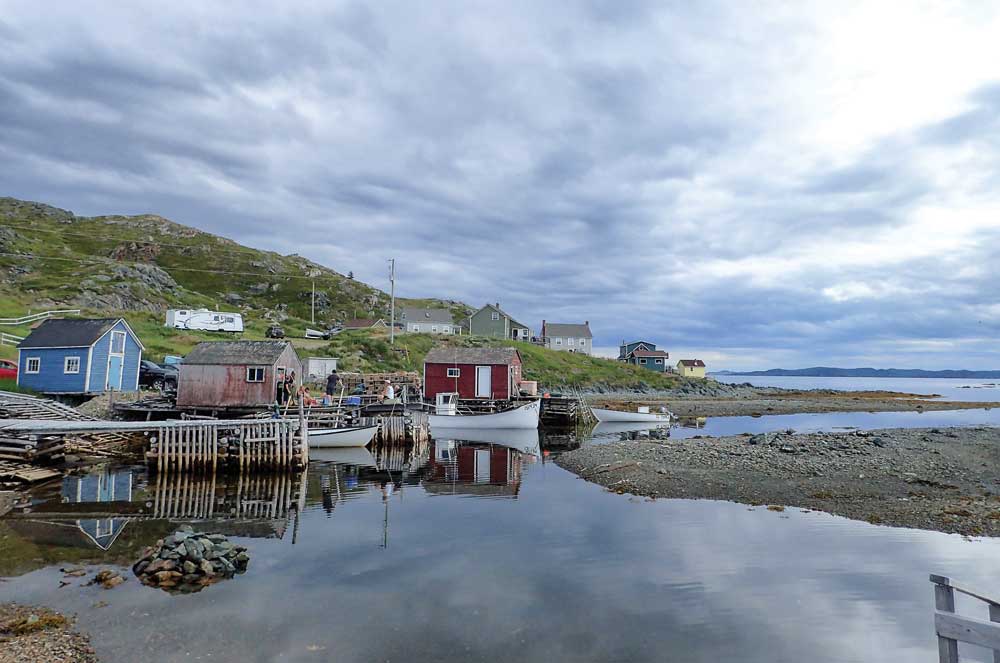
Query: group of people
275,369,399,408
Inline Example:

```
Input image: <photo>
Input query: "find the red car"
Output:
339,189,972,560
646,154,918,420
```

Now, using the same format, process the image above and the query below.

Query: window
555,338,562,345
655,359,663,365
64,356,80,374
25,357,40,374
442,326,451,333
579,339,587,346
640,358,647,364
447,368,461,378
246,367,265,382
491,312,500,321
226,317,235,323
110,331,126,354
410,324,419,332
431,325,438,333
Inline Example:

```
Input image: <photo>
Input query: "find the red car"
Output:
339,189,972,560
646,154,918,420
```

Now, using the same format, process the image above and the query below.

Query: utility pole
311,278,316,326
388,258,396,345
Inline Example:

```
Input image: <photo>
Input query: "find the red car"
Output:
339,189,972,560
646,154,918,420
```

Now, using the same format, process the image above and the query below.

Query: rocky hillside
0,197,470,335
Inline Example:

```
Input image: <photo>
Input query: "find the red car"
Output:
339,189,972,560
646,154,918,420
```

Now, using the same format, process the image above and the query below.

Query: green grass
0,377,34,394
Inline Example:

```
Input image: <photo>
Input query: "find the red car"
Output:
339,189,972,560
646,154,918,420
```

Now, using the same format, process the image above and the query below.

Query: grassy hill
0,197,471,359
0,196,684,392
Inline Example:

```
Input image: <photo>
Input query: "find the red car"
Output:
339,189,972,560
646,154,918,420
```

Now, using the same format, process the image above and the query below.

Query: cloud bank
2,1,999,369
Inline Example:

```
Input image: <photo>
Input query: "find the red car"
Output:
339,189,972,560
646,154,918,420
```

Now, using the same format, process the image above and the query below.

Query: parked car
139,360,178,390
0,359,17,380
265,325,285,339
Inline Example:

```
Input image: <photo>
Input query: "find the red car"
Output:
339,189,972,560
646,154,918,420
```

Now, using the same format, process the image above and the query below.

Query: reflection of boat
429,393,540,430
591,406,672,423
309,425,379,448
310,447,378,467
592,421,671,436
435,427,540,456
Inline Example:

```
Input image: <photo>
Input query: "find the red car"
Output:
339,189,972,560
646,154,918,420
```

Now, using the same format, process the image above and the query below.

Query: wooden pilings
147,419,304,473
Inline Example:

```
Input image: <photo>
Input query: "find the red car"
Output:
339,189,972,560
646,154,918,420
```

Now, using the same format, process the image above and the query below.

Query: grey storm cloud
1,1,1000,369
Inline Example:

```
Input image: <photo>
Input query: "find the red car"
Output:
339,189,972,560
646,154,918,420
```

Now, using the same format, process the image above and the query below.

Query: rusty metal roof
183,341,293,365
424,346,520,365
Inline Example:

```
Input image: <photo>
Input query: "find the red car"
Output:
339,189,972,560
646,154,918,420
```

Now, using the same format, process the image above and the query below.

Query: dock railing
931,574,1000,662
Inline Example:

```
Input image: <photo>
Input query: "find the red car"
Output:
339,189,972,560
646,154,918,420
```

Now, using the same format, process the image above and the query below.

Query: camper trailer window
226,317,235,323
447,368,461,378
246,367,265,382
110,331,126,354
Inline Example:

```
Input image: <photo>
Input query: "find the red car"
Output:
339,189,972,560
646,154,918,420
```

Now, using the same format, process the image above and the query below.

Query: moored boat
428,393,540,430
433,427,540,456
590,406,673,423
308,424,379,448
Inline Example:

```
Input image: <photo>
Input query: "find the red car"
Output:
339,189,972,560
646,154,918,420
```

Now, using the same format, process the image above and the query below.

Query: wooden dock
0,417,310,472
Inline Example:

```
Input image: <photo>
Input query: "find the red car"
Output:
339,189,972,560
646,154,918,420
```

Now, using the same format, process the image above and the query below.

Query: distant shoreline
714,369,1000,379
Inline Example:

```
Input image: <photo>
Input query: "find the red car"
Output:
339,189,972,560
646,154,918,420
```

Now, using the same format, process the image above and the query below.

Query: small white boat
428,393,540,430
592,421,670,437
590,406,673,423
308,425,379,448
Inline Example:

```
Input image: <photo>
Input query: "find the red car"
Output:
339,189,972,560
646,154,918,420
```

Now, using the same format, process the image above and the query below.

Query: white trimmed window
491,312,500,320
555,338,562,346
431,325,438,333
64,356,80,374
447,368,461,378
410,324,419,332
640,358,647,364
110,331,126,354
246,367,265,382
655,359,663,365
568,338,575,346
579,339,587,346
25,357,40,374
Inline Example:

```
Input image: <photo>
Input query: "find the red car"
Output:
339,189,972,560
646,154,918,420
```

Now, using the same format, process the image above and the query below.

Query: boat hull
432,427,540,456
429,400,540,430
308,425,379,448
590,407,672,423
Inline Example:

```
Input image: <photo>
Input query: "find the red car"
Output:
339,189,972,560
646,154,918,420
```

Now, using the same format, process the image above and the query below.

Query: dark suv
139,360,178,390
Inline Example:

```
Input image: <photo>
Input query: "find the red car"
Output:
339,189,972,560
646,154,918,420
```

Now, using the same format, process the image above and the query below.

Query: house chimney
495,302,500,309
585,320,589,326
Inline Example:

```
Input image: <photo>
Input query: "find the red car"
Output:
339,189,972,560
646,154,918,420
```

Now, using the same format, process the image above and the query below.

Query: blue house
17,318,144,394
618,340,670,372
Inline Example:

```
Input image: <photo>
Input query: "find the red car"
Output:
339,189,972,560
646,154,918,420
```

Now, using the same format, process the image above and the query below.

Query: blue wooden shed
17,318,144,394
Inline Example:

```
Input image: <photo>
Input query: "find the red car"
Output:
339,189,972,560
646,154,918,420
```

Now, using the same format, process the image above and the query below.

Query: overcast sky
2,1,999,369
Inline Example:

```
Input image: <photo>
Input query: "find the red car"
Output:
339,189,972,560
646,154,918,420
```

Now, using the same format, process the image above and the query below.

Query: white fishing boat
590,406,673,423
428,393,540,430
308,424,379,448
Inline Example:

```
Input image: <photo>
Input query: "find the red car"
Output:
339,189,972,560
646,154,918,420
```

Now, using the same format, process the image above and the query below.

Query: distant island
714,367,1000,379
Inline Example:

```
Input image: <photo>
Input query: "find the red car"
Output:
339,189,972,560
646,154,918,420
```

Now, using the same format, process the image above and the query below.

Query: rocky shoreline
556,425,1000,537
0,603,98,663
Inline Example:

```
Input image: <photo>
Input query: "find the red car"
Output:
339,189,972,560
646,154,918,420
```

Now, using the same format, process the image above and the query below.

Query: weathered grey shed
176,341,301,408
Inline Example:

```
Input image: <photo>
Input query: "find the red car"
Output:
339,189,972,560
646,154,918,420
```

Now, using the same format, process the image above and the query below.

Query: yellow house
677,359,706,378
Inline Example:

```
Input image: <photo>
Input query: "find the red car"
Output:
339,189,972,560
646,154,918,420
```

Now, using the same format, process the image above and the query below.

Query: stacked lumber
337,372,421,396
0,460,61,485
0,390,132,455
0,433,65,463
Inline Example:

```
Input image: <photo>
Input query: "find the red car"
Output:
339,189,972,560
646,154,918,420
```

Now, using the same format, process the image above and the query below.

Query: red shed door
475,365,492,398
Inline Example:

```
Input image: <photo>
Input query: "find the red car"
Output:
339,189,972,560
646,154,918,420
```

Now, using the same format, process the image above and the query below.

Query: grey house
468,303,530,341
400,307,458,335
540,320,593,355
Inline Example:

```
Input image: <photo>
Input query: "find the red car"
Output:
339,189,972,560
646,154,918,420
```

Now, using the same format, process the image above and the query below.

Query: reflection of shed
423,441,523,497
177,341,301,408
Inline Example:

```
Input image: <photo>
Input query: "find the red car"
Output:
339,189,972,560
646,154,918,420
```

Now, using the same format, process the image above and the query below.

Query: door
107,355,123,390
474,449,491,483
475,365,492,398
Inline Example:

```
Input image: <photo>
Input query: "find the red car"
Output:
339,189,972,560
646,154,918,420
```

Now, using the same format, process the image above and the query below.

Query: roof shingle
18,318,123,349
184,341,293,365
424,346,520,365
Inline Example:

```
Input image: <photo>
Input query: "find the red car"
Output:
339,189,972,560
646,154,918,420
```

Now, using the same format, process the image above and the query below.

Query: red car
0,359,17,380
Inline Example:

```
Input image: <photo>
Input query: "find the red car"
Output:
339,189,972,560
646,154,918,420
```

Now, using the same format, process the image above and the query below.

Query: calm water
3,425,1000,662
715,374,1000,402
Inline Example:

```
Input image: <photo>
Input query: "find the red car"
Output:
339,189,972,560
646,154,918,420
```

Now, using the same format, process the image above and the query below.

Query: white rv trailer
165,308,244,333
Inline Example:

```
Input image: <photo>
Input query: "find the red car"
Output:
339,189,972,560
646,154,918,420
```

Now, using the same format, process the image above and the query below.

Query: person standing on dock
325,370,340,404
380,379,395,403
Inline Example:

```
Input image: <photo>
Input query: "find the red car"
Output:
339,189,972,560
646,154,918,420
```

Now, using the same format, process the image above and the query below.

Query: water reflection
3,431,1000,662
